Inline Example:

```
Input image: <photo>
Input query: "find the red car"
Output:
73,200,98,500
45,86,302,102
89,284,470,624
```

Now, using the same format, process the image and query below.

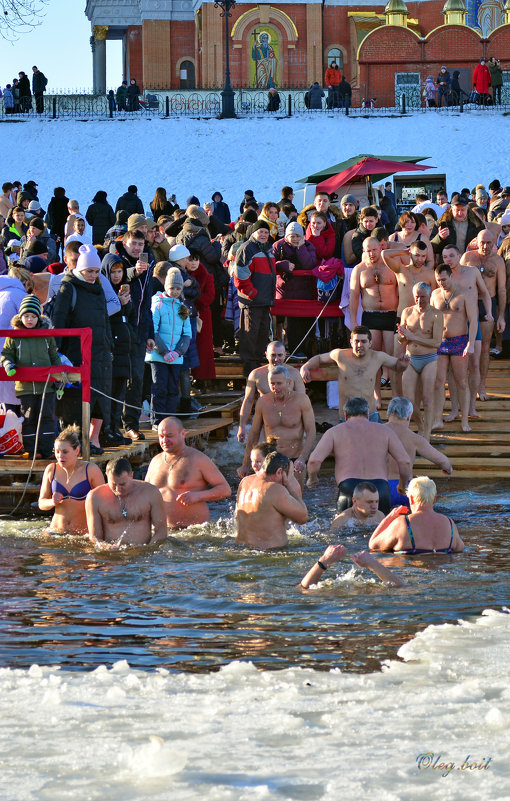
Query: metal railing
1,89,509,119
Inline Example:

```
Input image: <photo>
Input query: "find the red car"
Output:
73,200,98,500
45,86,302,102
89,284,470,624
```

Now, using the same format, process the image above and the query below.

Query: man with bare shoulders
460,230,506,400
300,326,409,420
382,239,437,317
397,282,443,440
442,244,492,418
237,340,306,443
145,416,231,529
87,457,167,548
349,238,399,380
307,397,411,515
430,264,477,432
331,481,384,532
236,451,308,549
385,397,452,508
239,365,315,486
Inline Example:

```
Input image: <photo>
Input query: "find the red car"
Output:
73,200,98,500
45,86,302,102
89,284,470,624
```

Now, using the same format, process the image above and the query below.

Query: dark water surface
0,479,509,674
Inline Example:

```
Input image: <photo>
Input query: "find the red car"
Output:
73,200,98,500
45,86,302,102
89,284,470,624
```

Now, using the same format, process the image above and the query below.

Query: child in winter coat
1,294,61,457
146,267,192,422
423,76,437,108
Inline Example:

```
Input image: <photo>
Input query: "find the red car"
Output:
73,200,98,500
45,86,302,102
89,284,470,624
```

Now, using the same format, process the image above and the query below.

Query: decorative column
92,25,109,94
442,0,467,25
384,0,409,26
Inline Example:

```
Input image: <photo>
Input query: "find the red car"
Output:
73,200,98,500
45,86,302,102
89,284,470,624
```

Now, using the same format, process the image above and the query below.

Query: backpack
44,282,77,321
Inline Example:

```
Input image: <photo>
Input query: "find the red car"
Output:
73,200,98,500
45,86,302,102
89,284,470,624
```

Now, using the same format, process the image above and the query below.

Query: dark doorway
180,61,195,90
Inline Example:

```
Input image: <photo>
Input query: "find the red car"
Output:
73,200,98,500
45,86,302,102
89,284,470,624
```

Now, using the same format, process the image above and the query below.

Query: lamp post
215,0,236,118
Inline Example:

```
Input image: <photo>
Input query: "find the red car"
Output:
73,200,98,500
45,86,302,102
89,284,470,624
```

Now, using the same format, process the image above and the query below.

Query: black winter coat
86,201,116,245
45,196,69,240
176,221,226,289
32,71,47,94
115,191,144,216
18,75,31,100
51,273,112,373
110,297,137,379
102,243,154,343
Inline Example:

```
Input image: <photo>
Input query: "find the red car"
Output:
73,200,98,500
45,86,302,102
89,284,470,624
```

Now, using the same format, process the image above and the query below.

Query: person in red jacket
188,250,217,382
473,58,491,105
305,212,336,262
325,61,342,108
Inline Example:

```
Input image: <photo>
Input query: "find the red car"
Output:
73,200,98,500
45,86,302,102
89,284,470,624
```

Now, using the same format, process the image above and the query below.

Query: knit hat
500,209,510,226
28,200,42,212
341,194,357,206
251,220,270,233
186,205,209,226
75,244,101,273
169,244,191,262
165,267,184,290
27,240,48,256
502,186,510,196
146,219,158,230
451,193,468,206
115,210,128,225
285,221,304,237
22,255,46,274
128,213,147,231
28,217,44,231
19,294,42,319
186,195,200,207
476,189,489,200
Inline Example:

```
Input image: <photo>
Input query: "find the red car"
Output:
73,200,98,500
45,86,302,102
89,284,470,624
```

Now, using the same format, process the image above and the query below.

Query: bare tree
1,0,49,41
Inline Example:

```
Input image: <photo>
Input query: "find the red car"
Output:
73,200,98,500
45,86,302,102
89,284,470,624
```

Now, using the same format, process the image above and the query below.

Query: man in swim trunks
331,481,384,531
307,396,411,515
238,365,315,487
349,237,399,392
237,340,306,443
385,397,453,508
145,416,231,529
460,230,506,401
87,456,167,547
430,264,477,433
236,451,308,549
442,244,492,419
397,282,443,440
300,326,409,420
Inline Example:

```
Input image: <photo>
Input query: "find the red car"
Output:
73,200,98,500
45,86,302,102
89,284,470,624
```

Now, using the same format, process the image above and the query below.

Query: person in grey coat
308,82,325,110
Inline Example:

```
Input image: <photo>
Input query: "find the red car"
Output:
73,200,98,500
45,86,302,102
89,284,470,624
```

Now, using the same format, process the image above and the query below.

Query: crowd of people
424,58,503,107
0,172,507,579
0,67,48,114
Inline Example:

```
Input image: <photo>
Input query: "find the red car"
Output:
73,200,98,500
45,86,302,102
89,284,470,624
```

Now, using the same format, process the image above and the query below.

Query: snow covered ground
0,111,505,212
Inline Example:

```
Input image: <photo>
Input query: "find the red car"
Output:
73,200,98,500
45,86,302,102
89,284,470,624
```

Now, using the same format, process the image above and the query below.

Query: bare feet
431,420,444,431
478,390,489,401
445,411,460,423
461,422,472,432
469,412,482,419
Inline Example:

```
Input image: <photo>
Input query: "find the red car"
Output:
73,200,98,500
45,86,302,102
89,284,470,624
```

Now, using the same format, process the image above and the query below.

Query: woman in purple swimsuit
38,425,104,535
368,476,464,554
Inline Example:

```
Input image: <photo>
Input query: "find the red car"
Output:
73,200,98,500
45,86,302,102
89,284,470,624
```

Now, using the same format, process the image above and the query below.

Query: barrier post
165,96,170,117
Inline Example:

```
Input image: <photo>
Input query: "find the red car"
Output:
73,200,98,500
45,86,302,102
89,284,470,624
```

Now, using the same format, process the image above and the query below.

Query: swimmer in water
38,425,104,535
250,436,278,474
300,544,404,587
331,481,384,532
87,456,167,548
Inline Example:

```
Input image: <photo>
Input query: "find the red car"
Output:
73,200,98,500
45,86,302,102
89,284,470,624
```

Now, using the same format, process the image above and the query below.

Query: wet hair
55,424,81,449
435,263,452,275
387,397,413,420
269,364,290,380
410,239,428,252
343,397,370,419
442,244,460,255
407,476,436,505
351,325,372,341
373,227,388,243
263,451,290,475
106,456,133,476
413,212,427,229
251,436,278,459
353,481,379,498
413,281,432,296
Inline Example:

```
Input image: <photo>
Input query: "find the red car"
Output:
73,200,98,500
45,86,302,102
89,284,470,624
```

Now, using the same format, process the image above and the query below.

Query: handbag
0,403,24,454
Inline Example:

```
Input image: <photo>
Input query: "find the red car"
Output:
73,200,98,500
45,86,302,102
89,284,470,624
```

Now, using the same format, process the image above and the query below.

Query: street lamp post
215,0,236,118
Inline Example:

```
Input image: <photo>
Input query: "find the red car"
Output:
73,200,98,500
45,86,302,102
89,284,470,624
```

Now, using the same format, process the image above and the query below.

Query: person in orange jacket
325,61,342,108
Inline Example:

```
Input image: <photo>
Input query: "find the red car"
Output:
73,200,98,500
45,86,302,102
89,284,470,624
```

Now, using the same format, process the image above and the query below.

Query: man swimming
331,481,384,532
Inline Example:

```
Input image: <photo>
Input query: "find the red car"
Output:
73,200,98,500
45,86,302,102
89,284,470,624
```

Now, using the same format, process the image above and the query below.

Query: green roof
297,154,428,184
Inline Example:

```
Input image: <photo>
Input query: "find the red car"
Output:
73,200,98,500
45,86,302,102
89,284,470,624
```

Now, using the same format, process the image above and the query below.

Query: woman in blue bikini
38,425,104,535
368,476,464,554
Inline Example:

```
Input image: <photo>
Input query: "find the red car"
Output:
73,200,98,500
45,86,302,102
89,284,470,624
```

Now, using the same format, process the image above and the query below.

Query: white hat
500,209,510,226
27,200,42,212
75,244,101,273
169,244,190,262
7,239,21,249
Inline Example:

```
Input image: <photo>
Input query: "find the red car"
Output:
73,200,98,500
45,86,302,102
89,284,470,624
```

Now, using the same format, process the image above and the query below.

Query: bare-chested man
236,451,308,549
331,481,384,532
145,417,231,529
300,325,409,419
430,264,478,432
397,282,444,440
307,396,411,515
442,244,492,418
86,456,167,548
385,397,452,507
239,365,315,487
382,239,437,317
349,238,399,386
237,340,305,443
460,230,506,400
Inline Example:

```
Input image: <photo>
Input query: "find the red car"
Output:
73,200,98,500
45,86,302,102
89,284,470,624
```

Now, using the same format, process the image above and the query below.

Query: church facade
85,0,510,100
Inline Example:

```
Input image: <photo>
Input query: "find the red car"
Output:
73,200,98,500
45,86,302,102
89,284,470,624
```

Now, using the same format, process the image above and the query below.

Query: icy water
1,438,509,799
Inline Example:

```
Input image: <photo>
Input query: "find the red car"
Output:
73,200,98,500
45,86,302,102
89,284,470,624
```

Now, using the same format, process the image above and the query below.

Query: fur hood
10,313,52,329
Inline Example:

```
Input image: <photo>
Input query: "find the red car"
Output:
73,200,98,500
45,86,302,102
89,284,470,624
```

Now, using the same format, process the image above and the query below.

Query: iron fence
1,90,510,119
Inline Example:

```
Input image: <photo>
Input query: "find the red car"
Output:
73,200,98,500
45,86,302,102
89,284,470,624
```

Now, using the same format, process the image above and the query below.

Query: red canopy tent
316,157,435,195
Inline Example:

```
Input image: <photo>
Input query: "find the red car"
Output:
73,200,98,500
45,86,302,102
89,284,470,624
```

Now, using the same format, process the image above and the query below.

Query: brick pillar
143,20,171,89
306,5,323,86
202,4,223,88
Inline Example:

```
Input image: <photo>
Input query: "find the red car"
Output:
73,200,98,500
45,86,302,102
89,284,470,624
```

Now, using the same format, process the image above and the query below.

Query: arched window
327,48,343,71
179,60,195,89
